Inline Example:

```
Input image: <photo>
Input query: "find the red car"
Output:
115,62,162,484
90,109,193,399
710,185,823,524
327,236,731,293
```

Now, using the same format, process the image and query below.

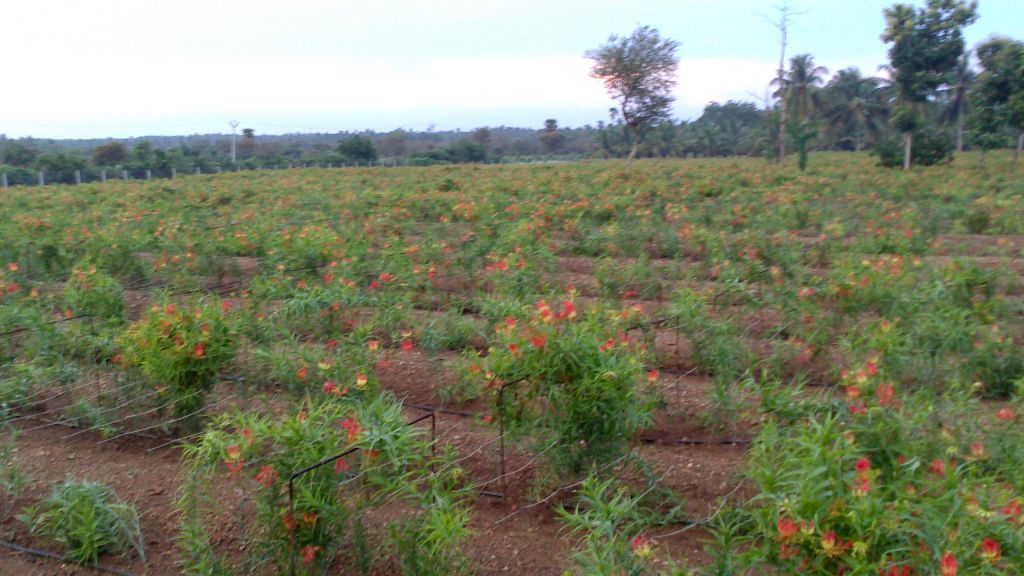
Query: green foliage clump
120,300,235,423
19,479,144,565
874,129,954,168
64,262,125,321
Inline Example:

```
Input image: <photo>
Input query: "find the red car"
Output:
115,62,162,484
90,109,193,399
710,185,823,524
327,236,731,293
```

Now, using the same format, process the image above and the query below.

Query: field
0,153,1022,575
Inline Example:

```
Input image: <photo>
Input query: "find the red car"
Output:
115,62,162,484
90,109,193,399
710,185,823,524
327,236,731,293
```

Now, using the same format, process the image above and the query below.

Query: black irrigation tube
285,407,456,576
0,314,91,338
0,538,141,576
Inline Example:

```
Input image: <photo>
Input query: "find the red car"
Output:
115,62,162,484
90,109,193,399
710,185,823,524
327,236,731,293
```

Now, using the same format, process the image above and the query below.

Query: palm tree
821,68,889,152
773,54,830,123
938,53,975,152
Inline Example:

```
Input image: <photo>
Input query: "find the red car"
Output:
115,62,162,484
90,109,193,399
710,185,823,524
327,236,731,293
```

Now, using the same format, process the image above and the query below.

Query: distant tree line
1,0,1021,182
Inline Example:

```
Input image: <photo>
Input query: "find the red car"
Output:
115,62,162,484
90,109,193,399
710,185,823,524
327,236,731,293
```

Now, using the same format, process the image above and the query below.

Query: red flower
556,300,576,320
334,457,350,474
929,459,946,477
503,317,516,328
855,458,871,473
323,380,339,395
981,538,1001,564
255,465,278,488
302,545,322,564
940,553,957,576
1002,499,1022,522
647,370,658,384
880,565,912,576
876,383,900,408
223,444,244,473
530,334,547,349
996,408,1015,422
400,339,413,352
777,517,797,540
340,418,362,443
296,367,308,380
866,360,879,377
508,343,520,355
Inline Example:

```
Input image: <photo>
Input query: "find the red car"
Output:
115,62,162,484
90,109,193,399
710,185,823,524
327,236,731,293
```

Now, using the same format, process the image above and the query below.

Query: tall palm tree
938,53,975,152
822,68,889,151
773,54,830,122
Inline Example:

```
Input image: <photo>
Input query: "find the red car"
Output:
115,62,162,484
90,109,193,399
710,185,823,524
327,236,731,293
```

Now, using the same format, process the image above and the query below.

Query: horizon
2,0,1022,140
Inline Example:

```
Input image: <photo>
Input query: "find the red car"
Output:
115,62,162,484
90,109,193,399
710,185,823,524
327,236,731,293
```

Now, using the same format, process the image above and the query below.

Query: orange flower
367,339,380,351
355,373,368,389
296,367,308,380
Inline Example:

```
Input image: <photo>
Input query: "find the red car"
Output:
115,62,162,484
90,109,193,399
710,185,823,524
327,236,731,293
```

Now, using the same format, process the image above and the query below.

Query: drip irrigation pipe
0,538,141,576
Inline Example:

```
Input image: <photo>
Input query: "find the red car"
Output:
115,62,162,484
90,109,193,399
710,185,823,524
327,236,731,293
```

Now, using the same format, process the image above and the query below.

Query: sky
2,0,1022,140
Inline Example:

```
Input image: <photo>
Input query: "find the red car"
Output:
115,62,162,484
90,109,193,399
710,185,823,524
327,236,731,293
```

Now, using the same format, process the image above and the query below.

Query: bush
19,479,144,565
874,129,954,168
120,301,235,426
64,263,125,321
468,299,657,478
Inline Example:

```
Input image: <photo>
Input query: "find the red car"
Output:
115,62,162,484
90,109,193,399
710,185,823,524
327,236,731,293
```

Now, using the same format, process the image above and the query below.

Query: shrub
63,263,125,321
874,129,954,168
120,301,235,426
19,479,144,565
468,299,657,477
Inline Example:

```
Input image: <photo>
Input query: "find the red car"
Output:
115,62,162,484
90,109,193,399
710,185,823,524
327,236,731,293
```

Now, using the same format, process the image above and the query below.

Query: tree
775,54,829,123
239,128,256,160
539,118,566,155
91,142,127,166
974,37,1024,163
336,135,378,164
1,142,40,167
939,53,975,152
882,0,978,169
586,26,680,165
822,68,888,152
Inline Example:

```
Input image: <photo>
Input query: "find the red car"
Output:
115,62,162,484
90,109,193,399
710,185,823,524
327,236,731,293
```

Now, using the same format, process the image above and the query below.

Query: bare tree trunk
1016,131,1023,164
776,14,788,165
903,132,912,171
627,124,639,169
956,109,964,153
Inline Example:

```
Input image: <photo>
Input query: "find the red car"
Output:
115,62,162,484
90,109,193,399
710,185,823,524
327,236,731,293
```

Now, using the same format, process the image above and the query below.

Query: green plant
469,299,657,478
120,300,235,428
19,479,144,565
63,263,125,321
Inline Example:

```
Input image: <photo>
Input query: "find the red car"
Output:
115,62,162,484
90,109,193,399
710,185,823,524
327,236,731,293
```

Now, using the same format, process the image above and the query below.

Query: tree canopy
586,26,680,164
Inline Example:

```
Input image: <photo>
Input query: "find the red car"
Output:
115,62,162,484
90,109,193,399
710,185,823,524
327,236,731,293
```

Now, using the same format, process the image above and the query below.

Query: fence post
170,167,176,179
146,169,152,180
122,169,128,181
38,171,45,186
100,169,106,183
1,173,7,189
74,169,81,185
216,165,222,174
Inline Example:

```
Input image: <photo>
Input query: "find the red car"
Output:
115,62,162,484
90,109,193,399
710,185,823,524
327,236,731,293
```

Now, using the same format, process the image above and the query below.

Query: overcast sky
2,0,1021,139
